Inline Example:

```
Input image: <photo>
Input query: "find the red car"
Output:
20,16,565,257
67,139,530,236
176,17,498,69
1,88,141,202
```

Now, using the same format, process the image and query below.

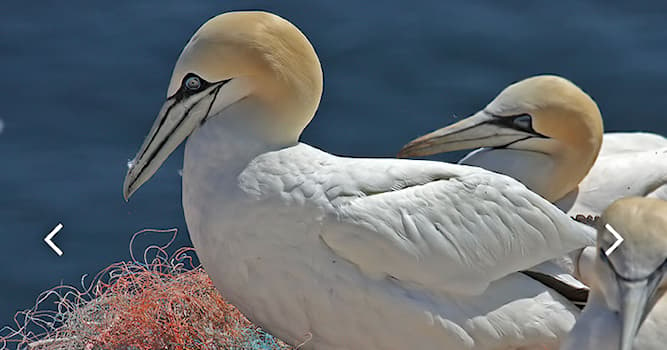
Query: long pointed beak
123,85,222,200
397,110,535,158
617,275,663,350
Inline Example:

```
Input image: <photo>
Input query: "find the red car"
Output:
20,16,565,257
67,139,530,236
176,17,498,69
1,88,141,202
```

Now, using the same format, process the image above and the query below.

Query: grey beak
617,274,663,350
123,84,222,200
398,110,540,158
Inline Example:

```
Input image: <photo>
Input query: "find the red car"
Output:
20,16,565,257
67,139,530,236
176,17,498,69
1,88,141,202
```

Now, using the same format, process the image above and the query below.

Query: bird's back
181,142,591,349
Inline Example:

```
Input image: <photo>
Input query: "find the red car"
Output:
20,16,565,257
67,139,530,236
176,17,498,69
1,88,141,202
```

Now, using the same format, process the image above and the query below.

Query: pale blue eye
512,115,533,131
185,76,201,91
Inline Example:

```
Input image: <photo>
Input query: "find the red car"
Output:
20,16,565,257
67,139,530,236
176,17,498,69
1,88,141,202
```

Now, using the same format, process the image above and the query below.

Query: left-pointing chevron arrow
44,223,63,256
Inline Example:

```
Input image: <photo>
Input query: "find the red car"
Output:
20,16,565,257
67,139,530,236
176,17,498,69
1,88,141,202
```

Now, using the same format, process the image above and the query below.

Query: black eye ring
488,112,548,139
184,76,202,91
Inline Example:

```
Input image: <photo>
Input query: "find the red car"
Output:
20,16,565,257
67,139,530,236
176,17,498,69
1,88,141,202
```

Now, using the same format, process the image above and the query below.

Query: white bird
598,132,667,157
123,12,596,349
398,75,667,217
561,197,667,350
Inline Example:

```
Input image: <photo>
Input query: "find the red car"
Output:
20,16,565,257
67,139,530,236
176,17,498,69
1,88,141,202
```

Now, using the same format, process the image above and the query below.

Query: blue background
2,1,667,328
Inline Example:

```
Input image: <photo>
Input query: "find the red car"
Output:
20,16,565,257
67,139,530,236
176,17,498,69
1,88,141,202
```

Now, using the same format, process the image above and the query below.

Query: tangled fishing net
0,229,293,350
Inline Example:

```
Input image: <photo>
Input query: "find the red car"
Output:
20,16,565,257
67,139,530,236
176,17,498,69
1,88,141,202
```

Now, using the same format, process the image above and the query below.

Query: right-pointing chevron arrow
604,223,624,256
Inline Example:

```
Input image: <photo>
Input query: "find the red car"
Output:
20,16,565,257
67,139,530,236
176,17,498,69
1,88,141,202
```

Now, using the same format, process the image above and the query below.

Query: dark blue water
2,0,667,328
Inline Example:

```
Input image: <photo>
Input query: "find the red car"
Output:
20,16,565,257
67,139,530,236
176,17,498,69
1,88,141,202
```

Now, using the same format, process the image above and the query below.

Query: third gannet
123,12,595,349
398,76,667,216
561,197,667,350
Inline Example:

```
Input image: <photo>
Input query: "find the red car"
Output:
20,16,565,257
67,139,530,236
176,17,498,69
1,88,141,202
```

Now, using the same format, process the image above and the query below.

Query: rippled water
2,1,666,326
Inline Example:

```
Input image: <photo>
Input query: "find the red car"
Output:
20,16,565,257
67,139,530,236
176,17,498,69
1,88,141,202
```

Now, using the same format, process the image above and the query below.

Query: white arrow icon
604,223,624,256
44,223,64,256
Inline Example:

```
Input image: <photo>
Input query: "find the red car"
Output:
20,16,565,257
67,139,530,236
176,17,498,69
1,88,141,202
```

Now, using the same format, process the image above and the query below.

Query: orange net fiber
0,229,293,350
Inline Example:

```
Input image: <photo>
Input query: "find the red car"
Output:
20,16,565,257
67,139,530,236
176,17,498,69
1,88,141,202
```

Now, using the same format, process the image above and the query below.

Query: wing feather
319,156,594,296
243,144,594,296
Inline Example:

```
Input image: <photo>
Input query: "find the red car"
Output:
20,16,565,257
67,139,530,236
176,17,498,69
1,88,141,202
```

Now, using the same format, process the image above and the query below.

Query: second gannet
398,76,667,216
561,197,667,350
123,12,595,349
598,132,667,157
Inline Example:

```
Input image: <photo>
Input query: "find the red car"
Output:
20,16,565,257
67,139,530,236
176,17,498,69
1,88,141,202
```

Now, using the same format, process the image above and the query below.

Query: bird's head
594,197,667,350
123,11,323,200
398,75,603,201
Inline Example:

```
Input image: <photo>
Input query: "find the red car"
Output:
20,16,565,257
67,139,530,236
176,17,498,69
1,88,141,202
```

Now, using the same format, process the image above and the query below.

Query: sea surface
2,0,667,329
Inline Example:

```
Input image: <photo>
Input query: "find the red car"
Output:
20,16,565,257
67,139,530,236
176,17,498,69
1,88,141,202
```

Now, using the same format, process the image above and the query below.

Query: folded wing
319,157,595,296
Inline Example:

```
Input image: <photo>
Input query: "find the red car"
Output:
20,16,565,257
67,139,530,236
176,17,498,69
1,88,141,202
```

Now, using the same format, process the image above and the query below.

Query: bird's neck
184,100,297,181
460,148,577,202
560,289,621,350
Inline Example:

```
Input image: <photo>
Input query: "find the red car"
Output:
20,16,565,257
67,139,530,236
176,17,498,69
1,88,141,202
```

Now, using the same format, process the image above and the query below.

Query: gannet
598,132,667,157
123,12,596,349
561,197,667,350
398,75,667,216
